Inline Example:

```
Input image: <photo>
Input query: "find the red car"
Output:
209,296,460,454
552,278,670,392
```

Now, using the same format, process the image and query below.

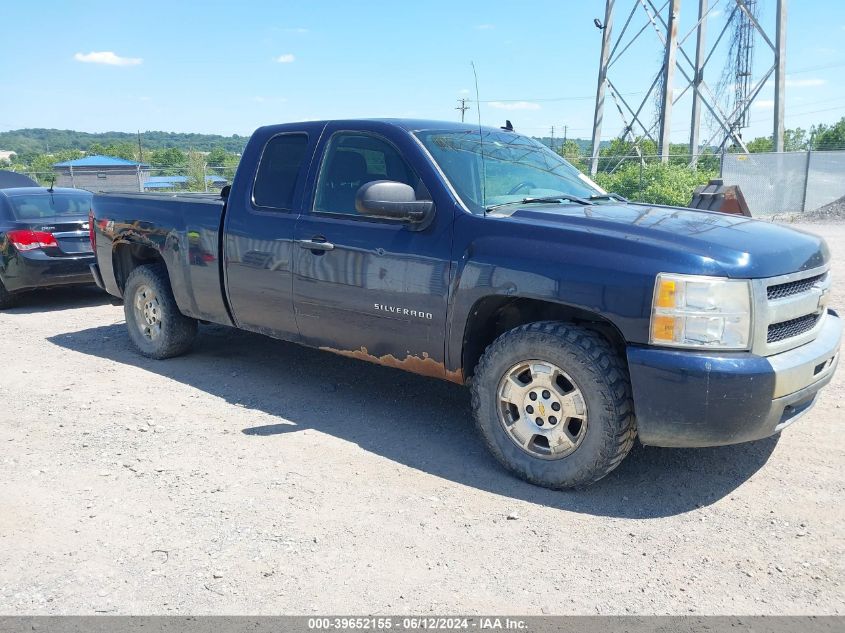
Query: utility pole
456,98,470,123
658,0,681,163
550,125,555,151
137,130,144,163
563,125,567,144
689,0,708,165
590,0,614,175
773,0,787,151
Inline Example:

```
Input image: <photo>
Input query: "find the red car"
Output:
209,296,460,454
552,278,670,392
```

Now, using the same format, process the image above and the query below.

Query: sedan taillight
88,209,96,251
7,230,59,251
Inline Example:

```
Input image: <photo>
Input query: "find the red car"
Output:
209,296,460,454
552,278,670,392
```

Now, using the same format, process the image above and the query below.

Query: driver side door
292,127,454,379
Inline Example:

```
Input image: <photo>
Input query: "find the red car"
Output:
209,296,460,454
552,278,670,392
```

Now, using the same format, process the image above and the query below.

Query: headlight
650,273,752,350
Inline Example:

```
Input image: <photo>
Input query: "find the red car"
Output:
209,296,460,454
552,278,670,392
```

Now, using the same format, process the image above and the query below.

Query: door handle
296,238,335,252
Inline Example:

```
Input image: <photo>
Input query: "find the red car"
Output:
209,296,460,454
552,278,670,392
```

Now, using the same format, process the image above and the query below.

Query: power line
786,61,845,75
468,90,646,104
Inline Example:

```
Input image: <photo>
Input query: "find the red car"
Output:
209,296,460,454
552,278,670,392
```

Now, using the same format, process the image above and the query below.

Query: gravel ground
0,222,843,616
801,196,845,223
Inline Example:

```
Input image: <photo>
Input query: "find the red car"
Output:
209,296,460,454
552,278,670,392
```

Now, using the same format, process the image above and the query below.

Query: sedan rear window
7,192,92,220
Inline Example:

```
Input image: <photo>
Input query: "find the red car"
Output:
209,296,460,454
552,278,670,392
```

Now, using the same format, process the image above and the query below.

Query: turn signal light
651,315,677,341
7,230,58,251
655,279,678,308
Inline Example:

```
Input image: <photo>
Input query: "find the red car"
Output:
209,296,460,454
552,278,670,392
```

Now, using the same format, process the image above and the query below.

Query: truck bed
91,190,231,326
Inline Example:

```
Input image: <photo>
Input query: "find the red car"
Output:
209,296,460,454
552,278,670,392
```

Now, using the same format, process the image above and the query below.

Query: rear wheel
471,321,636,489
0,279,16,310
123,264,197,359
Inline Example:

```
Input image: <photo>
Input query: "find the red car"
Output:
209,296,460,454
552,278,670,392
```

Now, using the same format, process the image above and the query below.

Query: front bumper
627,309,842,448
1,250,95,292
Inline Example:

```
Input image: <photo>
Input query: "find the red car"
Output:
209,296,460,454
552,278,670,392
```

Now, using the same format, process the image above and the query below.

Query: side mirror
355,180,433,222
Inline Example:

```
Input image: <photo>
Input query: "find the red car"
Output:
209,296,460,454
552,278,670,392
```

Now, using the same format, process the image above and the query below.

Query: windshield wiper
589,192,629,203
485,194,593,212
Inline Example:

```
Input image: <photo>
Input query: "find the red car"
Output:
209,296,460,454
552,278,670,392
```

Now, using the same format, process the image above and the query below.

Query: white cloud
74,51,142,66
459,88,470,94
708,8,722,19
489,101,541,111
275,53,296,63
475,24,495,30
753,99,775,109
285,27,309,33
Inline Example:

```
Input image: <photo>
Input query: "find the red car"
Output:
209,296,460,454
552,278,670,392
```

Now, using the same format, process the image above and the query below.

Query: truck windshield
414,129,604,213
8,192,92,220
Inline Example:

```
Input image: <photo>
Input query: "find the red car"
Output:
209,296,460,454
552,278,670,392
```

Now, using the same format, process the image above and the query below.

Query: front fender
445,219,658,374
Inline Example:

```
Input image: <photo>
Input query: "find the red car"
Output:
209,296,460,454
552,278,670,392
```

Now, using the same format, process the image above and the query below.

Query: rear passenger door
223,127,320,341
292,125,454,378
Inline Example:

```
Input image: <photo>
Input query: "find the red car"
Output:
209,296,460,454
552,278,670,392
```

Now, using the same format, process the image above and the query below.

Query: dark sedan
0,187,95,308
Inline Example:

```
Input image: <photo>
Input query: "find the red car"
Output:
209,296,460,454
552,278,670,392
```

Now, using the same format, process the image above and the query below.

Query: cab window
252,133,309,210
314,132,423,216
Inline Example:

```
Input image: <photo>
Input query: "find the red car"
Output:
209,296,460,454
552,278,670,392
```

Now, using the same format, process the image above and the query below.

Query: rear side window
8,192,92,220
252,133,309,210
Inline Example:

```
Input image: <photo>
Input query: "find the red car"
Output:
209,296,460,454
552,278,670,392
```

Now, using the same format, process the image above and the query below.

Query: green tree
811,117,845,150
743,127,809,153
593,162,717,207
85,142,136,160
149,147,187,169
206,147,228,168
186,151,207,191
557,140,583,167
745,136,773,152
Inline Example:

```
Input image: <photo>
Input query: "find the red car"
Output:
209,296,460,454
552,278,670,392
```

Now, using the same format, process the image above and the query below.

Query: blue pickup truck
90,119,841,488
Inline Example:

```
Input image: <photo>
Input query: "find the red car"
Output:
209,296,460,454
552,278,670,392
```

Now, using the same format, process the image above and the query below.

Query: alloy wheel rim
134,284,162,341
496,360,589,459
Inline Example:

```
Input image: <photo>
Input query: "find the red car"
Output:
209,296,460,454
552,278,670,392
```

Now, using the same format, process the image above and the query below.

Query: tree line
0,128,248,159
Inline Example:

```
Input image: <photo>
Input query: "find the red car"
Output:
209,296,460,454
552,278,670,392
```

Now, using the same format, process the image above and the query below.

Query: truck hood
492,202,828,278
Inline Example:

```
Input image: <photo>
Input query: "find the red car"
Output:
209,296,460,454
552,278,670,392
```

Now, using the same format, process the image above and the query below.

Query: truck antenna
471,61,487,212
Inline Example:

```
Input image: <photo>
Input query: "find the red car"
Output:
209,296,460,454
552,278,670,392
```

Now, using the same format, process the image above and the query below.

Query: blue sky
1,0,843,143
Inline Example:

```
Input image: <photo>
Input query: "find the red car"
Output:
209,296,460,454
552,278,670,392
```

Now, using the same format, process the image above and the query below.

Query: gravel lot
1,222,843,616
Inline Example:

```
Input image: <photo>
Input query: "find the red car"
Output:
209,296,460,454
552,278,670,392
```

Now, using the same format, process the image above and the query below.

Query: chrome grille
768,313,821,343
767,274,825,300
751,265,830,356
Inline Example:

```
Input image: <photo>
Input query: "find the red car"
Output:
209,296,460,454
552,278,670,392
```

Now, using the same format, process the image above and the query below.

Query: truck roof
255,118,509,135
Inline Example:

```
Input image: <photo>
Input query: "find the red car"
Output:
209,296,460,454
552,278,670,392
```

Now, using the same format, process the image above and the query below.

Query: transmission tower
733,0,757,130
589,0,787,174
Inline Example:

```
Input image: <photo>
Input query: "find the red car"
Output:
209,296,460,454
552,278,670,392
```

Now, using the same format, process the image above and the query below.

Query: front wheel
123,264,197,359
471,321,636,489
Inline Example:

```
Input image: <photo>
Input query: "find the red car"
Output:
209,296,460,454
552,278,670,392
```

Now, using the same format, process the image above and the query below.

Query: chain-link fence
721,150,845,216
576,149,844,216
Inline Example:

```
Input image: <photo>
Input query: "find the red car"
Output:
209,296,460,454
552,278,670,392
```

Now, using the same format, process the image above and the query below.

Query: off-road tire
0,279,16,309
123,264,197,359
471,321,636,489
